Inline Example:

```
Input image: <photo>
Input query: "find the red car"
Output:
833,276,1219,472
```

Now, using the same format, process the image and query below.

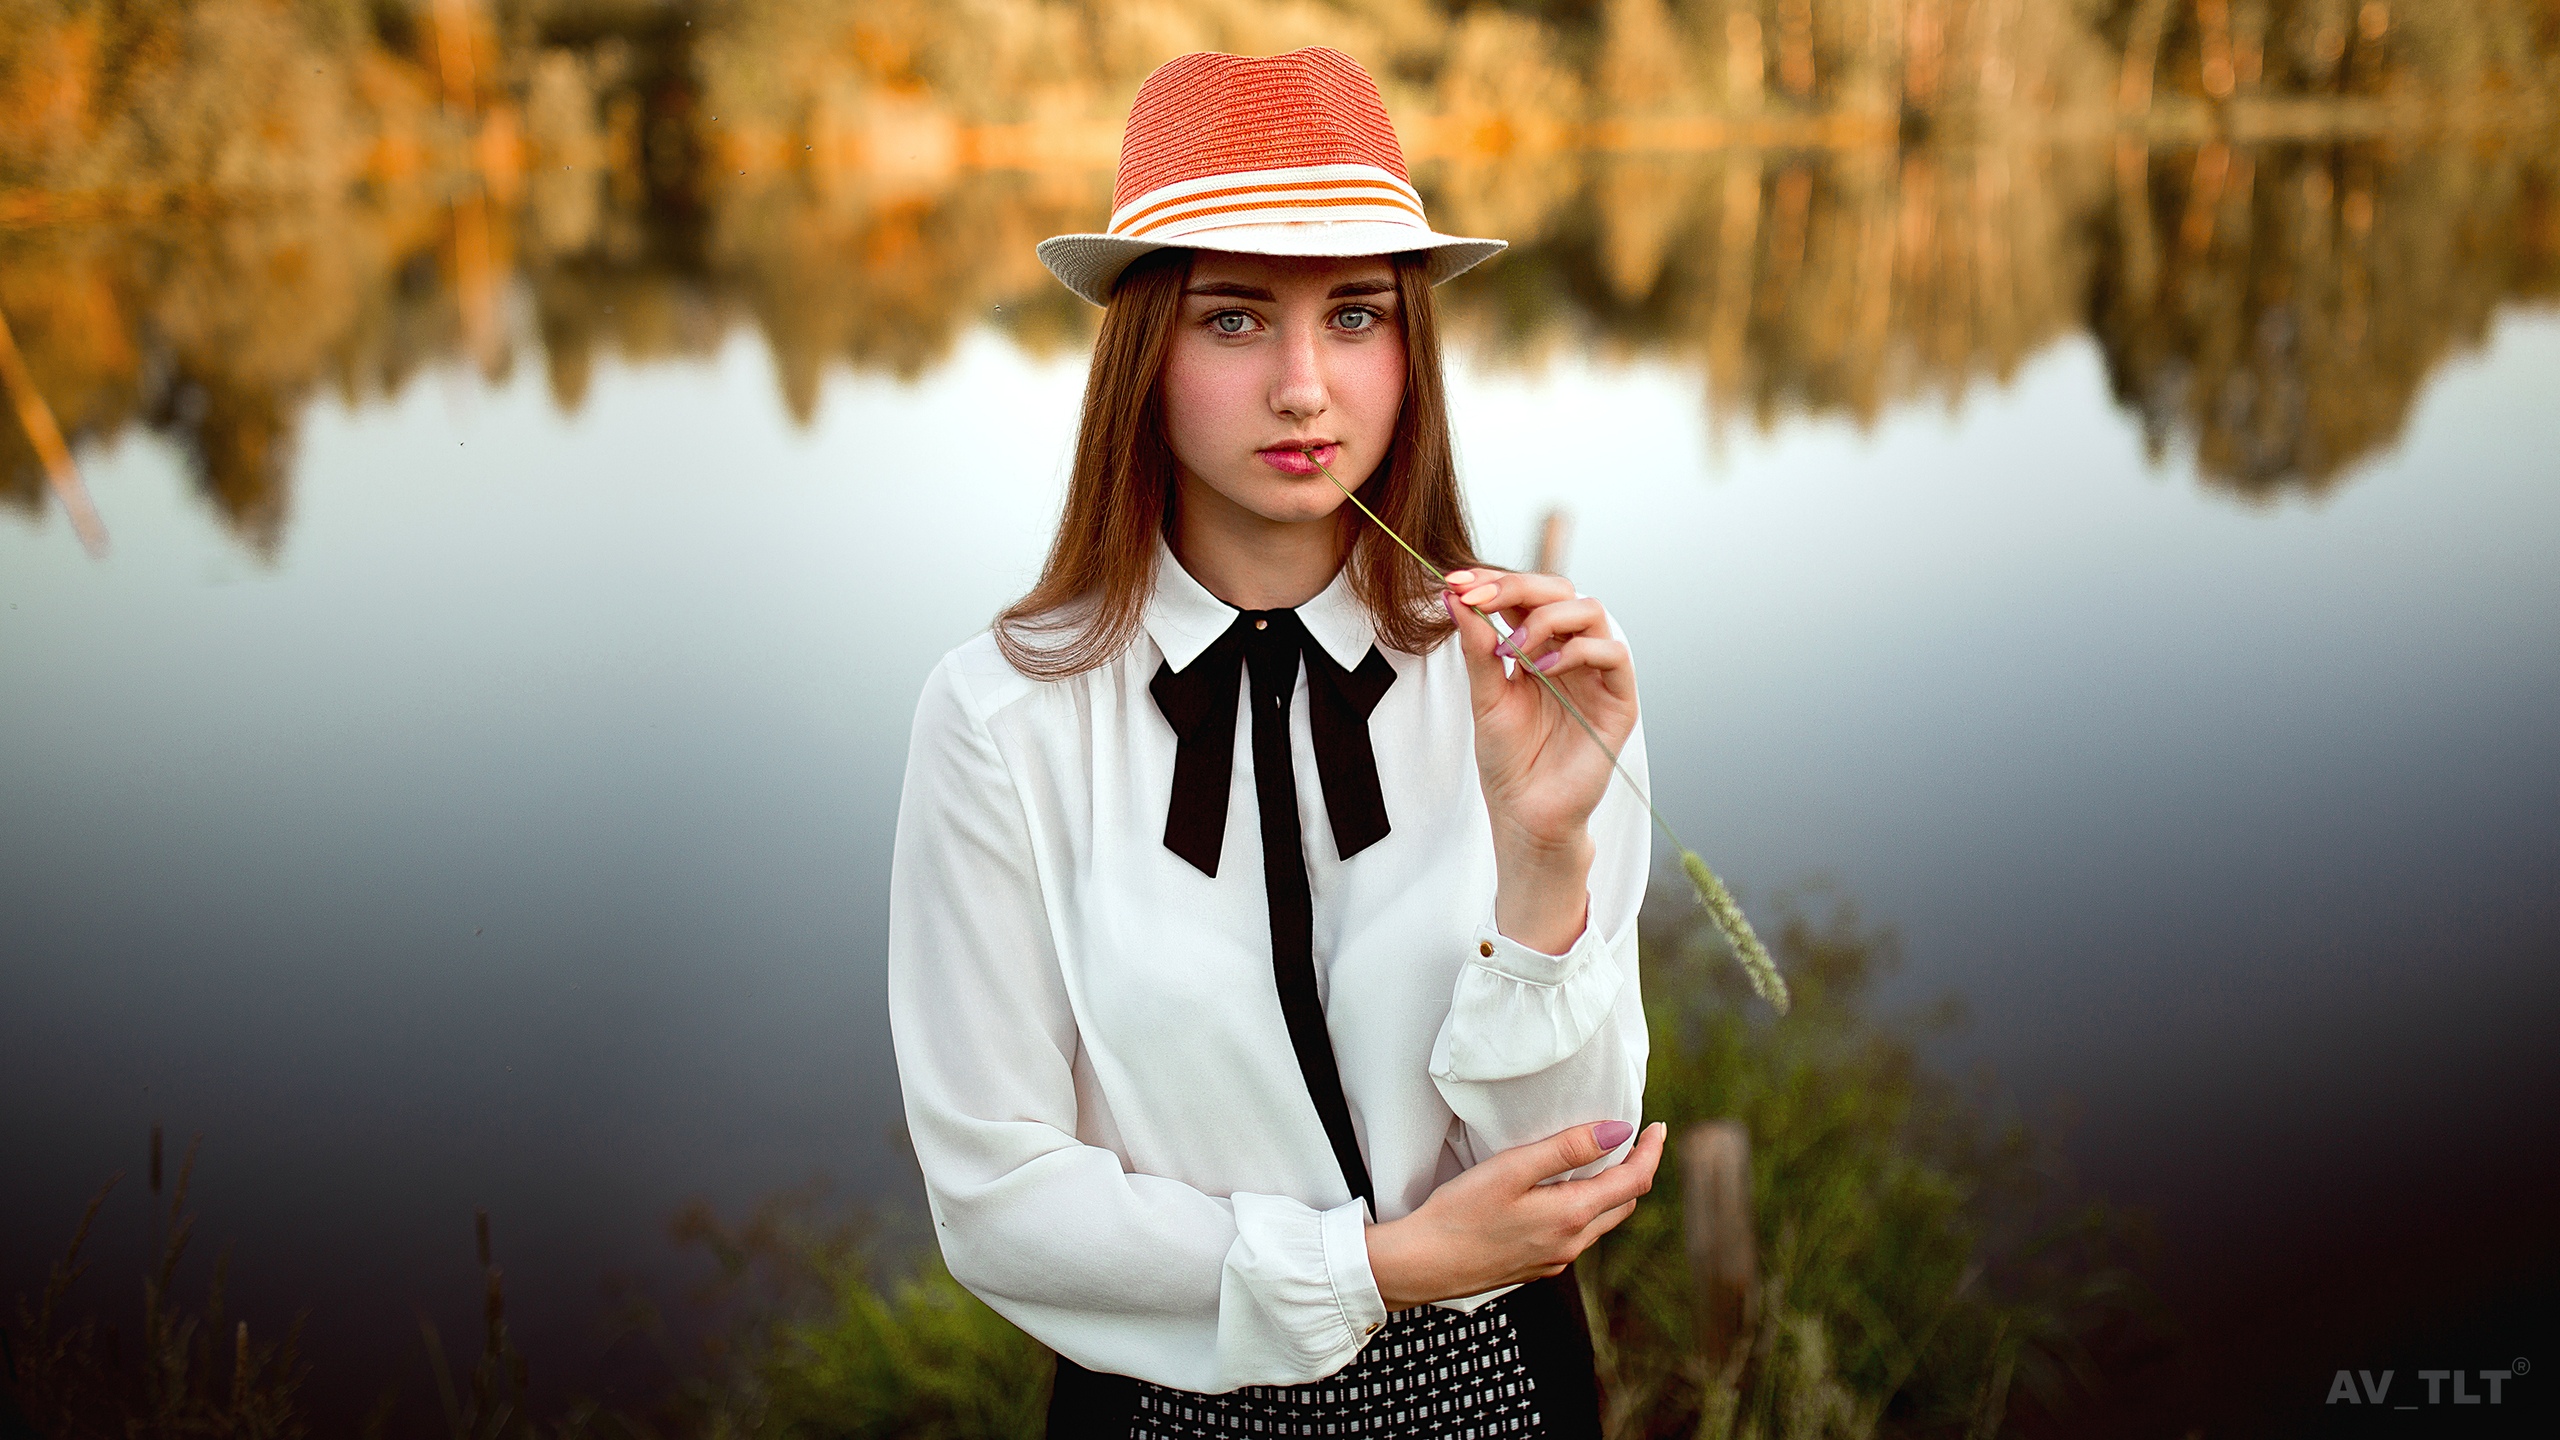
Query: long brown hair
993,248,1480,678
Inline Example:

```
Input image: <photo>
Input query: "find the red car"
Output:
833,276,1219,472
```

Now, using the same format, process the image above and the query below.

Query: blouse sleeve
887,653,1387,1394
1427,642,1654,1177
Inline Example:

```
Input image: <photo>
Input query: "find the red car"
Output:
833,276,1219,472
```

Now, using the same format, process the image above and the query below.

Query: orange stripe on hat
1123,192,1429,240
1113,175,1423,237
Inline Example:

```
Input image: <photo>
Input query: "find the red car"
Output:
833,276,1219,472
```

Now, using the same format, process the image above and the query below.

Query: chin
1200,469,1319,521
1249,477,1358,522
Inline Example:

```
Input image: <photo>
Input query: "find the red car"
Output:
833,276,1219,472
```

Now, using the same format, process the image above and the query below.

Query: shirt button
1254,618,1269,630
1479,941,1495,957
1365,1322,1381,1335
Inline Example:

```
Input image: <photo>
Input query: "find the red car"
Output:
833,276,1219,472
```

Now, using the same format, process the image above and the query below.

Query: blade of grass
1307,449,1788,1012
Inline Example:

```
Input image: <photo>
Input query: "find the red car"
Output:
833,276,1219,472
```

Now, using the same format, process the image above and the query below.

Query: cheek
1161,338,1260,452
1337,341,1406,437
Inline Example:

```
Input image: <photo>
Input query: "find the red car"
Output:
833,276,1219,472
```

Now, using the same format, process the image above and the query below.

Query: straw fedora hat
1037,47,1505,306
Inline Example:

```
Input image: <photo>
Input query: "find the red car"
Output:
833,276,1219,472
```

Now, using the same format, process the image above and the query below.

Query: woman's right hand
1363,1120,1668,1310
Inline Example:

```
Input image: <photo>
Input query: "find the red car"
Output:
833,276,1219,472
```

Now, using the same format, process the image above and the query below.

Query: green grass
645,1192,1048,1440
746,1257,1048,1440
1577,883,2154,1437
7,1129,312,1440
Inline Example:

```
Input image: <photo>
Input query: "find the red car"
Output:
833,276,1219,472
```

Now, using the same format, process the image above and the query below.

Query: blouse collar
1144,535,1379,675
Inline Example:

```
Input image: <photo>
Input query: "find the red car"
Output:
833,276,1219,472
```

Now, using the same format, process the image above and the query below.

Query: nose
1270,319,1328,423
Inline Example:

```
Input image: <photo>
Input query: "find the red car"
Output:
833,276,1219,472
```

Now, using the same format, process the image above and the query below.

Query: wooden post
1532,508,1573,575
1683,1121,1759,1367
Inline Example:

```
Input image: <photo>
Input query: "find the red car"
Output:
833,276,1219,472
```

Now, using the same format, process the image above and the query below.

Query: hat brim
1037,222,1507,307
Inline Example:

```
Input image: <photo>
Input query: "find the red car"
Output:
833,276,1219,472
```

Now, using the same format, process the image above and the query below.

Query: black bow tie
1150,606,1396,1208
1149,608,1397,876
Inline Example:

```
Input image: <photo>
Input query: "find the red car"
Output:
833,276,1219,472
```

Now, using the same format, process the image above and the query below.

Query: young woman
887,47,1667,1439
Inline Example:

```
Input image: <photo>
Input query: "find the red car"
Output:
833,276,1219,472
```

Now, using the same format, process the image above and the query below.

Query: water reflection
6,0,2557,549
2094,138,2560,492
6,137,2554,556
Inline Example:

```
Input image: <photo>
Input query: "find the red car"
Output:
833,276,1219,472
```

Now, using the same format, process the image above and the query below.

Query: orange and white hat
1037,48,1505,306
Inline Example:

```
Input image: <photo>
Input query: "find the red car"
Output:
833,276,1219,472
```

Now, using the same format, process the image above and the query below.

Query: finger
1621,1120,1667,1188
1523,637,1636,706
1444,569,1540,652
1491,586,1580,640
1442,588,1512,713
1447,569,1575,628
1489,1120,1636,1190
1548,1120,1665,1215
1492,596,1607,664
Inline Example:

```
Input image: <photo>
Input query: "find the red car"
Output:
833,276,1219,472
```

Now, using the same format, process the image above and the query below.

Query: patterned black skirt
1046,1271,1599,1440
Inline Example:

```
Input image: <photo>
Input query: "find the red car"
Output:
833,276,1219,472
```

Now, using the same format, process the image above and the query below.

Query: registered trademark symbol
2512,1357,2529,1376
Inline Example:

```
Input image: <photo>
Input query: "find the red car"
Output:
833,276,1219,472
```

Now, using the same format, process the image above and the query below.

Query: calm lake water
5,143,2557,1433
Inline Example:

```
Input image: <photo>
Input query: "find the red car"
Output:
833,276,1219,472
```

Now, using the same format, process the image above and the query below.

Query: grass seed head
1683,849,1791,1014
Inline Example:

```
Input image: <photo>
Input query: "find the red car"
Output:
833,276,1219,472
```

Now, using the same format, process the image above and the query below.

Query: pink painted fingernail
1444,570,1474,586
1533,651,1564,672
1441,590,1459,621
1461,584,1498,605
1492,634,1518,658
1593,1121,1634,1150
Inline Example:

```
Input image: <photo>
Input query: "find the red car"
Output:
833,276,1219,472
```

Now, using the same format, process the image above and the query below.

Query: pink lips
1257,443,1338,476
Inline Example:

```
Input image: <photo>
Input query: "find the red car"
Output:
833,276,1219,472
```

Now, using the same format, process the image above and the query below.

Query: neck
1170,470,1348,611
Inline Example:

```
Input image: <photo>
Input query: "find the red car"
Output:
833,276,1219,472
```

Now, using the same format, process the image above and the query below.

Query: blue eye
1336,307,1380,332
1211,311,1253,335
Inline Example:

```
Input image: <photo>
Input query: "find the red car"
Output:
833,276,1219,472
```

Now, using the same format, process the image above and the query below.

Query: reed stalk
1308,450,1789,1012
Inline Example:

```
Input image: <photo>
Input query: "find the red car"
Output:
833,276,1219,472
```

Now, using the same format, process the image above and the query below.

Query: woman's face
1159,251,1406,528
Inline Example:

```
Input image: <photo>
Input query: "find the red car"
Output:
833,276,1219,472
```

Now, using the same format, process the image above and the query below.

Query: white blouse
886,539,1651,1394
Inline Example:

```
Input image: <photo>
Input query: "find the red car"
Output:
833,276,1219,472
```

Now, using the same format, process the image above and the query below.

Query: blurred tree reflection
8,133,2555,550
3,1,2556,551
703,168,1107,416
1436,144,2105,428
2094,138,2559,496
1,200,460,553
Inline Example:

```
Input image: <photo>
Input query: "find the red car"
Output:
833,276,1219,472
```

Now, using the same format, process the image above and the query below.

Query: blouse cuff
1217,1193,1389,1388
1432,913,1627,1084
1322,1196,1390,1344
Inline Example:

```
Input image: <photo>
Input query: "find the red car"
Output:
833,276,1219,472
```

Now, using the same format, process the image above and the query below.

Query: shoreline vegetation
4,0,2555,204
0,2,2556,554
6,881,2155,1440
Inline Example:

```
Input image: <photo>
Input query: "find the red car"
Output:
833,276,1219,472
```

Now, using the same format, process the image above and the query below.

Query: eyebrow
1182,279,1397,300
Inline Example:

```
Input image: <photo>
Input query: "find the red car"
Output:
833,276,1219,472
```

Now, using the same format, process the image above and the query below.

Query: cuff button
1479,940,1495,957
1365,1322,1382,1335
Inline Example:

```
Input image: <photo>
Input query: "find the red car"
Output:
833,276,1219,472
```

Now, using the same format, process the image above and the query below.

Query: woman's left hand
1442,569,1637,952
